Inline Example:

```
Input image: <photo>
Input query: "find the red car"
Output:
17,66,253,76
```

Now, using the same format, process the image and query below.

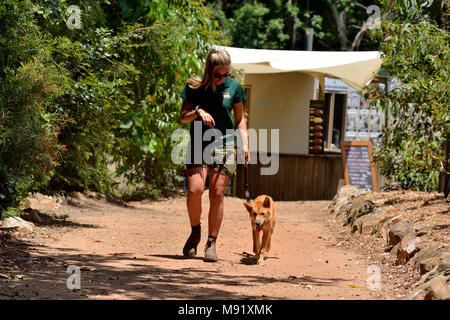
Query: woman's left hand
243,145,250,165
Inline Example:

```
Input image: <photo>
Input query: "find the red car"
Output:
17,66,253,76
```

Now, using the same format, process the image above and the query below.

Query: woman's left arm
233,102,249,164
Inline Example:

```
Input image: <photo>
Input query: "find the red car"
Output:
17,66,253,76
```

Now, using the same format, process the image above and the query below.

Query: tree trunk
351,22,367,51
330,3,348,50
288,0,298,50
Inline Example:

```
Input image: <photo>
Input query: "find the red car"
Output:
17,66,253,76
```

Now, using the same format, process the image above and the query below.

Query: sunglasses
213,72,230,79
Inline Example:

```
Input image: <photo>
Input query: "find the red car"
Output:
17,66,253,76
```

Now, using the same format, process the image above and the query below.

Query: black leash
243,162,250,204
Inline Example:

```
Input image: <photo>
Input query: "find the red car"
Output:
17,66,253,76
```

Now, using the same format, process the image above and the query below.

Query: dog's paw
257,257,265,265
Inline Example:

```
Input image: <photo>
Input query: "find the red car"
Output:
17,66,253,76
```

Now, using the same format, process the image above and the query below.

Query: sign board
340,141,378,191
324,77,359,92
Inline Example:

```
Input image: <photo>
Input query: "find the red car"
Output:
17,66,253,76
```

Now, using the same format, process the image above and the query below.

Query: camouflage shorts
185,146,237,176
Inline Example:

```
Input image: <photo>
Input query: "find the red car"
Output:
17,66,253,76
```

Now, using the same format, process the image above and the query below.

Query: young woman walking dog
179,48,249,262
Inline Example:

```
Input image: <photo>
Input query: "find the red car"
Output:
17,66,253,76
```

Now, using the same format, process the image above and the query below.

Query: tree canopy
207,0,380,51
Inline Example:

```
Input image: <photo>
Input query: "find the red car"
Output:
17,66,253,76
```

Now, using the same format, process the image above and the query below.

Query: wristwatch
195,106,201,118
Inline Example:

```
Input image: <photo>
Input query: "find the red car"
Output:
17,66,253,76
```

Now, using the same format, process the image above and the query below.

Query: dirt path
1,193,394,300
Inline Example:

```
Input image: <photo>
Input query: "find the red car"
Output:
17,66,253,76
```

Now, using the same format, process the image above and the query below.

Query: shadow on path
0,236,285,299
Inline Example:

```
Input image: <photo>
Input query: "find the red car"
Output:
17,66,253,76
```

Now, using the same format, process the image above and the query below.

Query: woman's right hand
197,108,215,127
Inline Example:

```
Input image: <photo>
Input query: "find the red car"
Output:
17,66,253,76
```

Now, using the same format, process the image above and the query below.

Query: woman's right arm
180,101,215,127
180,101,198,123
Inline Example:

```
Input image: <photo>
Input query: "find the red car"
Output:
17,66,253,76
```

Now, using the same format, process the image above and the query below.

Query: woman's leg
207,168,230,238
203,168,229,262
183,166,208,257
186,166,208,226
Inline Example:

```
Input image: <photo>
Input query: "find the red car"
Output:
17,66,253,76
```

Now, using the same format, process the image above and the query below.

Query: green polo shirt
180,77,246,148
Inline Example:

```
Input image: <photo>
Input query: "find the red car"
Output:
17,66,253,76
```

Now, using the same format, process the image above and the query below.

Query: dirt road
1,193,393,300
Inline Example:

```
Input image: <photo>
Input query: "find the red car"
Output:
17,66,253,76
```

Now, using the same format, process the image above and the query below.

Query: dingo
243,195,276,264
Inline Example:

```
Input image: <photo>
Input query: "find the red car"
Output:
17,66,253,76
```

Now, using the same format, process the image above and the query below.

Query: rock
419,258,438,275
1,217,34,234
351,215,366,233
20,208,43,224
21,193,57,214
105,193,126,206
414,223,427,233
83,191,105,200
377,216,402,244
352,206,396,235
407,271,450,300
388,222,415,246
414,244,443,267
68,191,87,200
420,253,450,275
330,186,371,217
345,194,376,227
395,234,421,265
21,208,56,224
390,242,400,258
330,185,359,214
439,253,450,271
416,230,429,237
414,223,430,237
335,201,353,216
338,184,359,197
420,256,441,275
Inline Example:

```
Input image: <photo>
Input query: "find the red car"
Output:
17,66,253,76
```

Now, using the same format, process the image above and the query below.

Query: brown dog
243,195,276,264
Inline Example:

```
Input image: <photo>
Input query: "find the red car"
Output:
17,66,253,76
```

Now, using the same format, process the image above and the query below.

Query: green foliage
1,206,22,219
34,0,221,198
0,0,222,212
225,2,289,49
0,0,70,212
368,0,449,191
207,0,379,50
108,0,221,197
46,21,134,193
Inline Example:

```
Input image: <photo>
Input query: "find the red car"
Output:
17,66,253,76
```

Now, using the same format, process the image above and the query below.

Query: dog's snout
255,220,265,226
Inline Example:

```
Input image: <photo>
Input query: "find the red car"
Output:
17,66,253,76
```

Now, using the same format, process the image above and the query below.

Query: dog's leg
252,228,261,255
257,231,271,264
265,230,273,253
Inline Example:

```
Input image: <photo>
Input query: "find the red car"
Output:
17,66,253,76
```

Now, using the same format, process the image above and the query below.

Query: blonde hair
188,48,231,92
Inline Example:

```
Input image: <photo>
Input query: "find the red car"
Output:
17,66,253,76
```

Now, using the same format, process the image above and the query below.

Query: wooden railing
232,153,389,201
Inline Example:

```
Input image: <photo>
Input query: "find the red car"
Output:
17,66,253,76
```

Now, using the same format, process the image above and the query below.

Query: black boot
183,224,201,258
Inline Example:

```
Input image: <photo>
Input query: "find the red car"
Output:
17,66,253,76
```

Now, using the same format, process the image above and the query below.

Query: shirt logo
223,92,231,99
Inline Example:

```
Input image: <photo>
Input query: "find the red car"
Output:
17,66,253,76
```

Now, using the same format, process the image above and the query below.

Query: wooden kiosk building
217,46,388,200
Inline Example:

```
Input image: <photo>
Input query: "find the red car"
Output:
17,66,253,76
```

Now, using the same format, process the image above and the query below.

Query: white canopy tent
215,45,383,92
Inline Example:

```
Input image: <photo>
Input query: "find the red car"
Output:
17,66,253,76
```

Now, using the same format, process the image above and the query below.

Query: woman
179,48,249,262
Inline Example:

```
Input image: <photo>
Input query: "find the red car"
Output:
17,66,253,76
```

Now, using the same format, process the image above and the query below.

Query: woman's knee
187,184,204,198
188,186,204,198
209,186,225,201
186,167,207,198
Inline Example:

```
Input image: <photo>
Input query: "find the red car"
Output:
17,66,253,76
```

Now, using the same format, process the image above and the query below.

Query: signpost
340,141,378,191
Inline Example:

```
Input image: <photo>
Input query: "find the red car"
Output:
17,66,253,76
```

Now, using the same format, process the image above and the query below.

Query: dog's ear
243,201,253,213
263,196,271,208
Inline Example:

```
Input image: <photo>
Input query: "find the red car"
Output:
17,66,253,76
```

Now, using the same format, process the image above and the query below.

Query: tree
1,0,223,213
207,0,379,51
207,0,326,50
368,0,449,191
0,0,70,213
325,0,384,51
